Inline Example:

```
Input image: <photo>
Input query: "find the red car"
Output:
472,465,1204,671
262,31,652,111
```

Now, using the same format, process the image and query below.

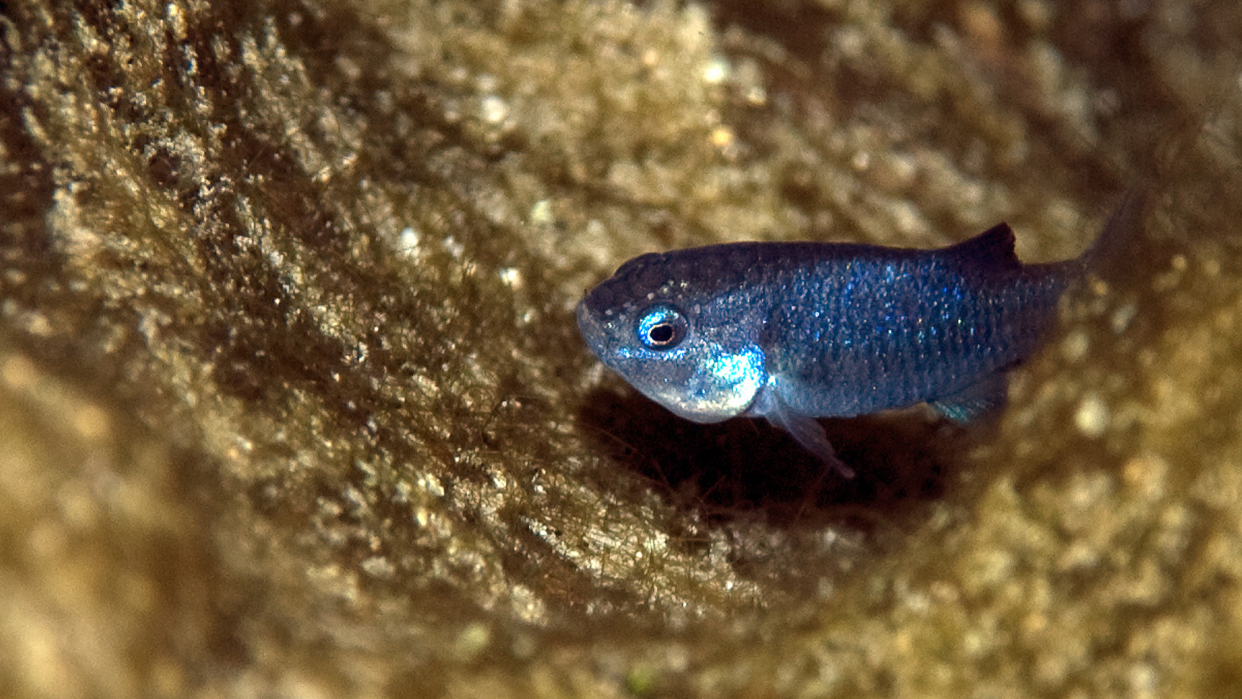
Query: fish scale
577,192,1143,475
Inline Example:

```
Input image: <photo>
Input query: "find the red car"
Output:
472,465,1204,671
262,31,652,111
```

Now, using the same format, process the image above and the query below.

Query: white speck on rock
1075,393,1109,437
398,226,421,256
499,267,522,289
702,55,730,84
529,199,553,225
361,556,395,579
480,95,509,124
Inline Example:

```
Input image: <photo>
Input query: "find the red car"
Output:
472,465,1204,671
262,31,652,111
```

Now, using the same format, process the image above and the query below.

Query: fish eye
637,304,688,350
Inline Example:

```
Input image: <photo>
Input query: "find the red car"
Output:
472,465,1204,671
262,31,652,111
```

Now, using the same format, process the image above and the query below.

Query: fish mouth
575,298,607,353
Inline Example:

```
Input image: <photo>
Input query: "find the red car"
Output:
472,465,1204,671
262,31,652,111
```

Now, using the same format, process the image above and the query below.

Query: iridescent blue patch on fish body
577,193,1143,475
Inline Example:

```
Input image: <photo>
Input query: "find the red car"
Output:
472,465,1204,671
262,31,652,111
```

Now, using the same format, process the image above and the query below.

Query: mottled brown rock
1,0,1240,696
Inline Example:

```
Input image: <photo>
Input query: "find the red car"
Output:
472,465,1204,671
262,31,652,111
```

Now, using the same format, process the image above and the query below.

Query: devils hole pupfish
577,192,1143,476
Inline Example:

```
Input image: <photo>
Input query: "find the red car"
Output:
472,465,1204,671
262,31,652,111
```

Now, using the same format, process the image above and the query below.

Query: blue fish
577,192,1142,476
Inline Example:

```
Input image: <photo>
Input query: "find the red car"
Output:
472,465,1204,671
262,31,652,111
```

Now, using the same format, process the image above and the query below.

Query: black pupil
648,323,675,345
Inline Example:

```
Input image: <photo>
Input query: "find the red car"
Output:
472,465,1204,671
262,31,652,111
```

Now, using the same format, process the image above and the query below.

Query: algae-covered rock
2,0,1241,696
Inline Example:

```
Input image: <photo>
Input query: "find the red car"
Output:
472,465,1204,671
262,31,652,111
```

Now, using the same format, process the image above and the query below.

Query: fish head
576,251,767,424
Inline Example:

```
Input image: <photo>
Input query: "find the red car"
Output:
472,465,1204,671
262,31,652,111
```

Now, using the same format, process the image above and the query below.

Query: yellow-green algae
1,0,1241,696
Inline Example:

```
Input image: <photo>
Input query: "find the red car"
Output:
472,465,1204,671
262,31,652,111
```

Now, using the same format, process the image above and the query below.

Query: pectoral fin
930,372,1009,423
758,391,855,478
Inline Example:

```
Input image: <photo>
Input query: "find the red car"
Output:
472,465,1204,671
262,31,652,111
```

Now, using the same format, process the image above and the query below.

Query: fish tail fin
1081,186,1148,275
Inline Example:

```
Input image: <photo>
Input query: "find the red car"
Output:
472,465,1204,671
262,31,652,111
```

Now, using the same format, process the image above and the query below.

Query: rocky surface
2,0,1240,696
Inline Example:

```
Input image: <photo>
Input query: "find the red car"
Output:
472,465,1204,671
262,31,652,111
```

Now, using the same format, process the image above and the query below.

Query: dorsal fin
947,222,1020,269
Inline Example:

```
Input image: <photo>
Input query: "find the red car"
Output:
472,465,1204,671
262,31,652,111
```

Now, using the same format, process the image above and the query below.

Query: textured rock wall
1,0,1240,696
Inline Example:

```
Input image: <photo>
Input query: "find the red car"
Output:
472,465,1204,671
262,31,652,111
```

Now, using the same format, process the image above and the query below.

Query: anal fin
930,372,1009,423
